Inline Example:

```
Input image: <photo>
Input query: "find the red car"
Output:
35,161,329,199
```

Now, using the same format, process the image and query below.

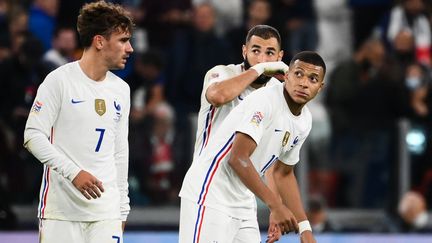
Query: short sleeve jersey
179,82,312,219
193,63,280,161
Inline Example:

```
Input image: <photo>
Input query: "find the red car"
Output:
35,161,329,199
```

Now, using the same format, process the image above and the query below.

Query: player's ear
242,44,247,59
93,35,104,50
277,50,284,61
318,78,325,92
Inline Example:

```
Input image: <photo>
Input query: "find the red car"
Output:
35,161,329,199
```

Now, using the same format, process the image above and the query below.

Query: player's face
242,35,283,66
102,30,133,70
285,60,324,105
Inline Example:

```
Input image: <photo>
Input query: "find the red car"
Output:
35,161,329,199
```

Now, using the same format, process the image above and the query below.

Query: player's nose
126,41,133,54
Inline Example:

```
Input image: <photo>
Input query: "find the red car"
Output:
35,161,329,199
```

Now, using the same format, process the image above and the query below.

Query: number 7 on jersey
95,128,106,152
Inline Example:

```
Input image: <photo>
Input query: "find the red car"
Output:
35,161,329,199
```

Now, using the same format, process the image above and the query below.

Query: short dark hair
77,1,134,48
290,51,326,74
245,25,281,48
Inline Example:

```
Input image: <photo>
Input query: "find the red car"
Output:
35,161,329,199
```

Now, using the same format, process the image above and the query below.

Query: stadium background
1,0,432,242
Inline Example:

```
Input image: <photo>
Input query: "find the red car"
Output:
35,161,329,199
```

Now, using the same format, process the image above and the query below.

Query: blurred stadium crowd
0,0,431,233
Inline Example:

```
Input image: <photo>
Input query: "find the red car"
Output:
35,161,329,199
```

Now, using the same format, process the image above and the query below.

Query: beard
244,56,272,85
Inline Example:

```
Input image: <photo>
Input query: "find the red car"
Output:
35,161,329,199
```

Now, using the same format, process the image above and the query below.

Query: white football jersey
24,61,130,221
179,82,312,220
193,63,280,161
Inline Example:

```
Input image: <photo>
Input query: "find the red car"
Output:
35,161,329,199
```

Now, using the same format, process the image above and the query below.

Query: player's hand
266,213,282,243
300,230,316,243
72,170,104,200
250,61,289,77
269,203,298,235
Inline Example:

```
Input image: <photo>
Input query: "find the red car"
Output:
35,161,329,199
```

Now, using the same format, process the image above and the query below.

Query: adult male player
179,51,325,243
193,25,287,161
23,1,134,242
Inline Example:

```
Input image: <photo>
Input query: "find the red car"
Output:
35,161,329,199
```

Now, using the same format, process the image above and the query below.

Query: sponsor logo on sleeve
250,111,264,126
31,101,43,113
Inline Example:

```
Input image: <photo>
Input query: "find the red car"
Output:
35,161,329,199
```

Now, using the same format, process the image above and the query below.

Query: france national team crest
95,99,106,116
282,131,290,147
250,111,264,127
31,100,43,113
291,136,299,148
114,101,122,122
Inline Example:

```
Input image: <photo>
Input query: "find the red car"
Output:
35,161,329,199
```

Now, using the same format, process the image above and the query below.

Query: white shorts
39,219,123,243
179,198,260,243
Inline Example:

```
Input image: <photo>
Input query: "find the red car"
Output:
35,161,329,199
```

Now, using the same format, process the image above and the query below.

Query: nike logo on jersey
71,99,85,104
238,95,243,100
274,129,283,132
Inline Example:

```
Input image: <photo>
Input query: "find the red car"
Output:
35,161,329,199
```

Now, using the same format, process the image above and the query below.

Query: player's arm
272,161,316,243
206,68,262,107
24,74,104,200
265,166,282,243
24,74,82,182
206,62,288,107
115,86,131,225
228,132,298,234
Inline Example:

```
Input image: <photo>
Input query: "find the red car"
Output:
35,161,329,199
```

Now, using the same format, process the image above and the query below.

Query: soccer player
179,51,325,243
193,24,288,162
192,24,288,242
23,2,133,243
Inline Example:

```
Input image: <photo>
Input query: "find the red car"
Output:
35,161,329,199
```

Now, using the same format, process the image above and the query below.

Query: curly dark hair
77,1,134,48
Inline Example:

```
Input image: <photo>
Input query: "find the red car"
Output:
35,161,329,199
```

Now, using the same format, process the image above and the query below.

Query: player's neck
283,88,302,116
78,49,108,82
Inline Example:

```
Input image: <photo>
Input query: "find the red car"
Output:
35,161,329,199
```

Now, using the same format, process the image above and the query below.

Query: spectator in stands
378,0,431,66
349,0,392,49
128,51,167,123
146,102,176,204
126,50,176,205
6,7,28,55
43,26,78,69
140,0,192,50
192,0,243,36
167,2,233,177
403,63,432,194
0,121,17,229
306,194,336,233
226,0,273,63
396,191,432,232
273,0,318,60
0,34,47,202
326,38,408,208
28,0,59,52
